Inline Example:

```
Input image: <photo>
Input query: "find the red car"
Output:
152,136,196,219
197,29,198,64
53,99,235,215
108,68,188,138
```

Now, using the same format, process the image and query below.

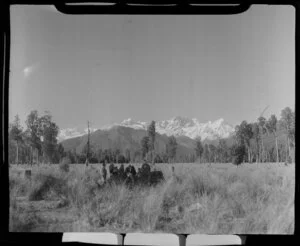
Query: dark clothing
125,165,136,177
149,170,164,185
137,163,151,185
125,165,131,176
141,163,151,174
118,164,126,181
124,165,137,187
109,163,115,175
112,166,119,175
130,165,137,176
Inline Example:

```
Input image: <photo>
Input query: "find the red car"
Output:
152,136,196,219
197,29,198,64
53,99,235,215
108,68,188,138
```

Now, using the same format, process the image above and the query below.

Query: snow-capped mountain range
58,127,98,142
118,117,234,140
58,116,234,142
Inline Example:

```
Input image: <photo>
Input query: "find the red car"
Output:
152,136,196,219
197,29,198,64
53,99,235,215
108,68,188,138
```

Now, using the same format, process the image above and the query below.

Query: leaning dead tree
85,120,90,167
258,105,269,163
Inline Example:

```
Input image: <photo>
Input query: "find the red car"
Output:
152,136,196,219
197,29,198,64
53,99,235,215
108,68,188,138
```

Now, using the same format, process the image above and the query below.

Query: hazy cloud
23,63,39,78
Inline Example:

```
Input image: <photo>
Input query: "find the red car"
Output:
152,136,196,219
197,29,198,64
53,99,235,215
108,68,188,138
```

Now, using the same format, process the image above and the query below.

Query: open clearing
9,162,295,234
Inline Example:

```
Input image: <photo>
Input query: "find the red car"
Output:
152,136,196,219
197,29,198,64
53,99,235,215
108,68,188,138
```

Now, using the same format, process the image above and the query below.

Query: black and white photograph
8,4,295,234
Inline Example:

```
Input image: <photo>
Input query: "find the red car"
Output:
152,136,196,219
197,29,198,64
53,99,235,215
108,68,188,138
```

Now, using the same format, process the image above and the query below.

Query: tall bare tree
85,121,90,166
166,136,177,163
279,107,295,163
251,123,260,163
147,121,156,164
258,117,267,162
235,121,253,163
266,114,279,163
141,136,150,159
208,144,217,164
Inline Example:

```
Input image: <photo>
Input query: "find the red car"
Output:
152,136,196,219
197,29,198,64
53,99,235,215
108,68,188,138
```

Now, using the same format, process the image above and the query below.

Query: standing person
119,163,125,182
140,160,151,185
109,163,115,176
112,166,119,181
141,159,151,173
129,165,137,178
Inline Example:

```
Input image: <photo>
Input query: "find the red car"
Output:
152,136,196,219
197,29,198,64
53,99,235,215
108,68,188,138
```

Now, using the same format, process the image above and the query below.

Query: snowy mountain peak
213,118,229,127
213,118,224,125
119,118,148,130
58,117,235,142
170,116,195,126
121,118,133,124
117,117,234,140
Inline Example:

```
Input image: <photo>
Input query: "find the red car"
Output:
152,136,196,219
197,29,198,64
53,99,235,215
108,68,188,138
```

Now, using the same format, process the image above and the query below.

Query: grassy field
9,162,295,234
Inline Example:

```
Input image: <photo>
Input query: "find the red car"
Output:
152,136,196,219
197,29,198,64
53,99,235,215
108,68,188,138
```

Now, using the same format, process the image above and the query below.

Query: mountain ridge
58,116,235,142
60,124,288,161
61,125,198,160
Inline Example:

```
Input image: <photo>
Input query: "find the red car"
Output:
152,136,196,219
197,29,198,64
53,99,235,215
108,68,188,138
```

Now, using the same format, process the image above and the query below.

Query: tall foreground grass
9,163,294,234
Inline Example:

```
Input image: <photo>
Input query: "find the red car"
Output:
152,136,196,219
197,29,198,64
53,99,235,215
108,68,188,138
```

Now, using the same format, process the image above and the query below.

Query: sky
9,4,295,130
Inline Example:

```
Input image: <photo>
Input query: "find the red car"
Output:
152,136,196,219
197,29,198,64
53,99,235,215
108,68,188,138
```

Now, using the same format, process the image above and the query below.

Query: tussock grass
59,157,71,173
9,163,295,233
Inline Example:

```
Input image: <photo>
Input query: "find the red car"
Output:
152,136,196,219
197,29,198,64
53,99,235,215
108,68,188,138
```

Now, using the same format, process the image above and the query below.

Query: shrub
10,209,45,232
29,174,67,201
232,155,243,165
59,157,71,172
154,154,163,163
231,145,246,165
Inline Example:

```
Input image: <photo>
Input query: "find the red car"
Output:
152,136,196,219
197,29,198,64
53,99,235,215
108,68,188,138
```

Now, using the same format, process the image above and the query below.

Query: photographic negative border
0,0,298,245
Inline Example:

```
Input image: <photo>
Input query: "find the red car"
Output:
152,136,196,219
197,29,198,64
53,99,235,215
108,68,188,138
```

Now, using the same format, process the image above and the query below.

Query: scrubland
9,162,294,234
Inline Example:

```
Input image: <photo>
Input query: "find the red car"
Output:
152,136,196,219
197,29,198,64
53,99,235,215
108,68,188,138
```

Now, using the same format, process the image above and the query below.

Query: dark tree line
9,110,63,164
65,146,131,165
232,107,295,164
9,106,295,165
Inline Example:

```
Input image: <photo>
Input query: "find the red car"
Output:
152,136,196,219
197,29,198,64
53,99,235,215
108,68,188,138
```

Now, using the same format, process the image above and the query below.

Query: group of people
100,160,164,187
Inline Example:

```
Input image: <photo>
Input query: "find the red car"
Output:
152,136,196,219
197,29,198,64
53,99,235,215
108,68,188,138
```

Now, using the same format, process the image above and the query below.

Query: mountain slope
61,124,289,162
58,116,235,142
61,126,196,158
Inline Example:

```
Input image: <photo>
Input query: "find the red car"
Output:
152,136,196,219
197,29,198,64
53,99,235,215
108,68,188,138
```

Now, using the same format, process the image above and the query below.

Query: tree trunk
16,142,19,165
287,136,291,162
275,134,279,163
285,135,289,163
248,146,251,163
256,139,260,163
30,146,32,165
261,138,264,163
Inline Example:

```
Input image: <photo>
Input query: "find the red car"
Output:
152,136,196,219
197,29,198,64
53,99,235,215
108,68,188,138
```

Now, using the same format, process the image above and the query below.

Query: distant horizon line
10,104,295,131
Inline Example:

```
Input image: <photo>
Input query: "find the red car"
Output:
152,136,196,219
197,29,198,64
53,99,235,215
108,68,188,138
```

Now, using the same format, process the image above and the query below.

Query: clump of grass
28,173,67,201
9,188,45,232
74,163,294,233
65,167,105,211
9,209,45,232
9,170,32,197
9,163,295,233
